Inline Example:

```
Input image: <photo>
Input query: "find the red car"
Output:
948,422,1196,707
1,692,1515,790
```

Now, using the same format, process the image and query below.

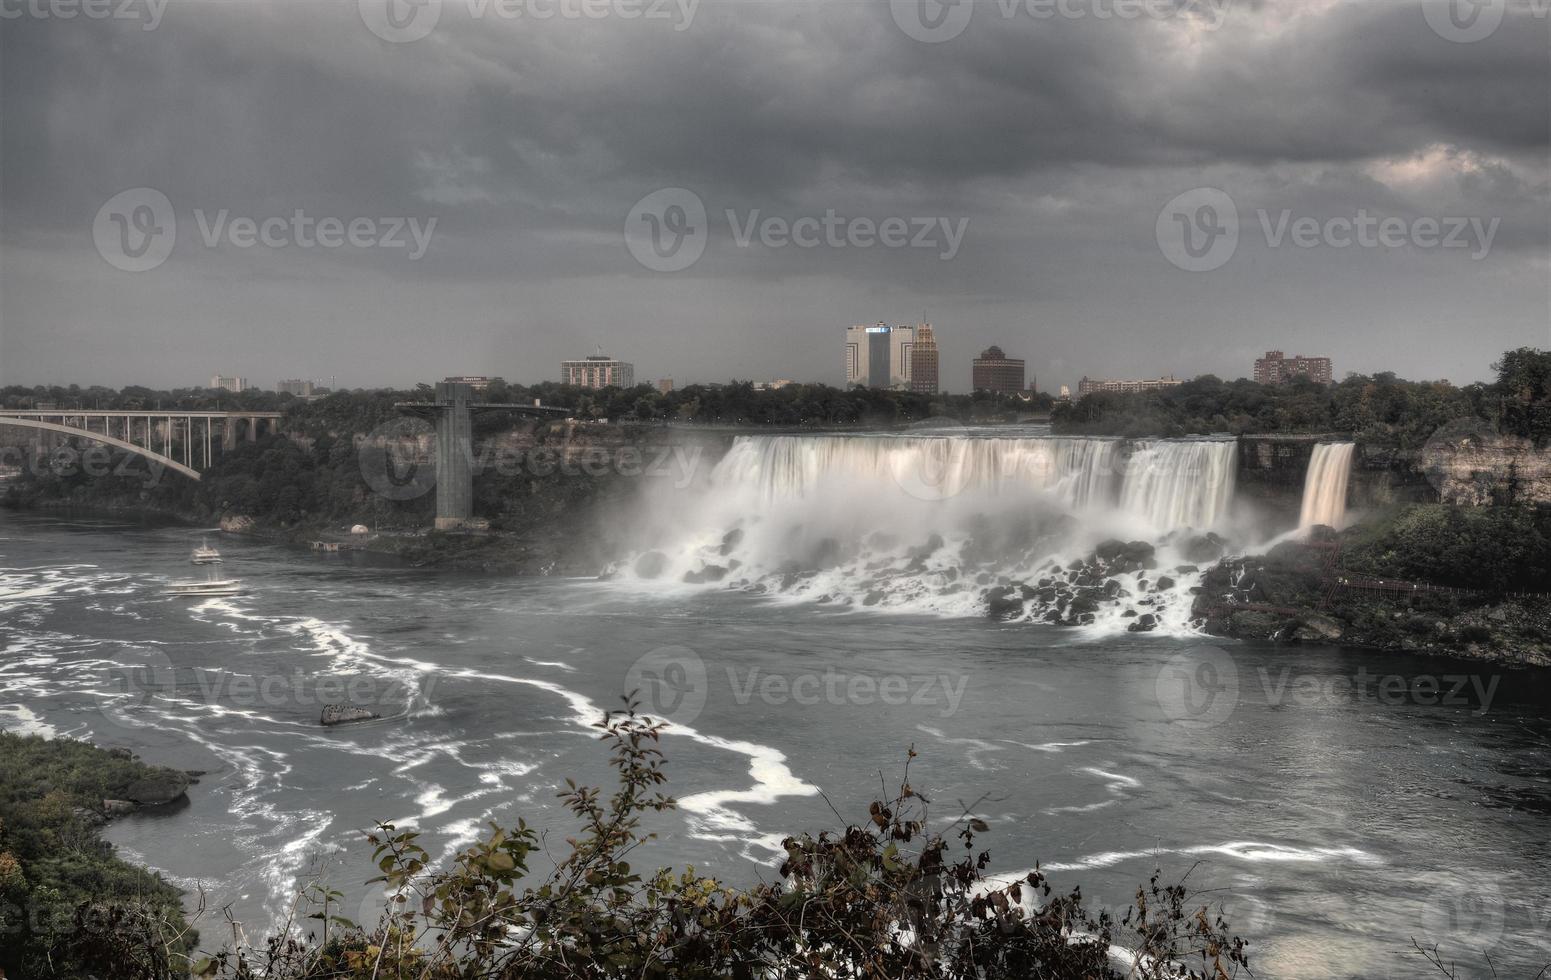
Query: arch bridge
0,409,284,481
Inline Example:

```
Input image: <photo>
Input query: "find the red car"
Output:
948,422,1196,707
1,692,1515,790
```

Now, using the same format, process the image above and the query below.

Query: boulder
985,586,1025,621
1182,532,1227,564
1093,539,1128,561
1126,613,1158,633
321,704,381,727
718,528,744,556
1292,614,1344,642
101,799,139,817
124,768,191,806
1154,576,1177,592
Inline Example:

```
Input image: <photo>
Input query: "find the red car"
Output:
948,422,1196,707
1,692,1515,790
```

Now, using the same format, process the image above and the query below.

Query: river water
2,503,1550,977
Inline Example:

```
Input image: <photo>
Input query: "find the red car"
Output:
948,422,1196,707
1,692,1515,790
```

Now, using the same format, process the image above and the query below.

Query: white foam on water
604,433,1240,634
1017,840,1385,874
0,703,59,738
916,724,1005,770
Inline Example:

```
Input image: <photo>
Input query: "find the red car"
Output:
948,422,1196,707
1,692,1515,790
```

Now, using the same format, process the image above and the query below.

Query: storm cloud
1,0,1546,390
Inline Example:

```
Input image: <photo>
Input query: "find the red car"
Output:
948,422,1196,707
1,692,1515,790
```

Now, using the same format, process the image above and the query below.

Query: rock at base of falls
321,704,381,727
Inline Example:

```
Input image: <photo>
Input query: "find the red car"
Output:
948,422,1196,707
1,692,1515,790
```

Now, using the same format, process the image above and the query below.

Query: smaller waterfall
1298,443,1355,532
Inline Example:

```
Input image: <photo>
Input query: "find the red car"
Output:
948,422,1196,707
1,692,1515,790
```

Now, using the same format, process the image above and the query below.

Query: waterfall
611,431,1243,630
709,434,1123,510
1117,440,1238,531
1299,442,1355,532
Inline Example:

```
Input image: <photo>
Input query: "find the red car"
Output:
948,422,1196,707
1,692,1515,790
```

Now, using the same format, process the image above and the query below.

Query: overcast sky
1,0,1547,393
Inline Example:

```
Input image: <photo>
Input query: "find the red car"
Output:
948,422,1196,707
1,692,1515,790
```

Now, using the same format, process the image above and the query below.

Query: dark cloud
1,0,1546,391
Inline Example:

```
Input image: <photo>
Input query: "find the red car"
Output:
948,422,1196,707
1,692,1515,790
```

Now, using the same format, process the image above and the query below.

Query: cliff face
1420,426,1551,507
1233,435,1438,526
1234,430,1551,519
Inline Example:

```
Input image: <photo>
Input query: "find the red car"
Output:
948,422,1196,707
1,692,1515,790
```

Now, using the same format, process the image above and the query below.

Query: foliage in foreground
0,734,194,980
195,703,1246,980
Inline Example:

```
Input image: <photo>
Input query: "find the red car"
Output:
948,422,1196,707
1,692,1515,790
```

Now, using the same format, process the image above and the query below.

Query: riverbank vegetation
1051,347,1550,446
0,734,195,979
3,715,1250,980
204,707,1248,978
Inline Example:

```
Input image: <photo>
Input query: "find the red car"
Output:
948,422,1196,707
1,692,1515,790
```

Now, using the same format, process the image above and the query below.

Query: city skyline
1,3,1545,391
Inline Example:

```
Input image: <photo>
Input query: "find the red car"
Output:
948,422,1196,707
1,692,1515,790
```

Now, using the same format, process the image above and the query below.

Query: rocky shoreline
1191,541,1551,667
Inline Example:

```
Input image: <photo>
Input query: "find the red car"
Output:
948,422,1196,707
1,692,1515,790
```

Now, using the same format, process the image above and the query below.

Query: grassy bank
0,734,196,979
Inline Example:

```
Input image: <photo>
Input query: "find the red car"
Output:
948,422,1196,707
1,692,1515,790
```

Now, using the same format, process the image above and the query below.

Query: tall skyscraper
971,346,1026,394
845,323,915,389
910,323,939,394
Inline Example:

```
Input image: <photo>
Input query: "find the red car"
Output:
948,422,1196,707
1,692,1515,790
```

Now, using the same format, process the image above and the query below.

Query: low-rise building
1254,350,1333,385
1076,375,1185,396
210,375,248,393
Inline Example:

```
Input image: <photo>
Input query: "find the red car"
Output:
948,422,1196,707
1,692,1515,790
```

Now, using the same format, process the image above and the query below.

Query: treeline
1,380,1052,430
1050,347,1551,447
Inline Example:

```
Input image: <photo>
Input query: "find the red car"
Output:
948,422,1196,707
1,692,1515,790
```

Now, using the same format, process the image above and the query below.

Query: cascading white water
710,434,1122,510
1117,440,1238,532
610,431,1243,632
1298,442,1354,532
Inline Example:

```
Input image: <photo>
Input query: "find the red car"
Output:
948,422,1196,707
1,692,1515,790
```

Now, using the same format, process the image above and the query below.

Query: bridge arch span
0,418,202,481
